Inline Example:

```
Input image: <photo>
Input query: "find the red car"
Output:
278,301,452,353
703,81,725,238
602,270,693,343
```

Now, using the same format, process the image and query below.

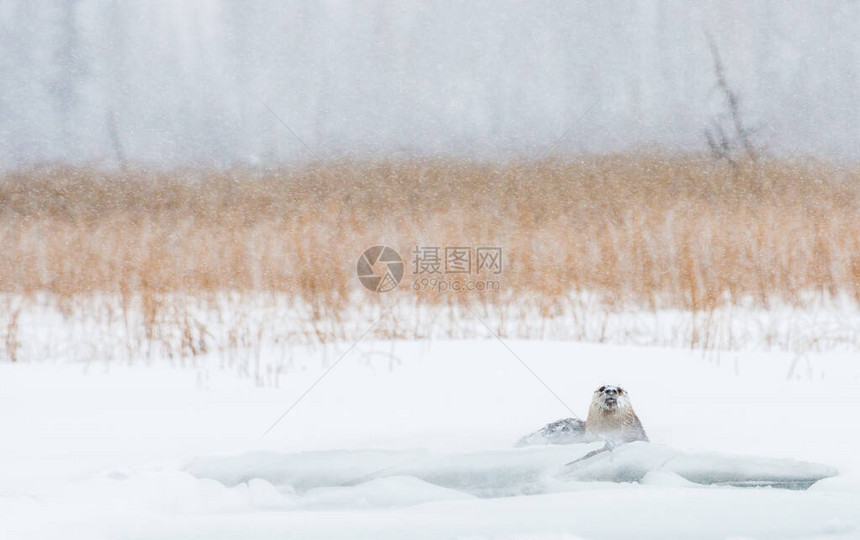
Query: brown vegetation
2,155,858,313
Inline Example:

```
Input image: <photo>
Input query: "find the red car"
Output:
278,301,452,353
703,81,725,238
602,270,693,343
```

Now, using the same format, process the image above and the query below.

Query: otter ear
597,386,606,393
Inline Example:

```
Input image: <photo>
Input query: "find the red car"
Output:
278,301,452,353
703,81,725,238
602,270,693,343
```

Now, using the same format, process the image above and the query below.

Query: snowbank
1,338,858,538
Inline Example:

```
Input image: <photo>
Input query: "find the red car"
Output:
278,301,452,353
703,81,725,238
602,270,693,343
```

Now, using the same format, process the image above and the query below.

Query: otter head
592,385,630,412
586,384,647,443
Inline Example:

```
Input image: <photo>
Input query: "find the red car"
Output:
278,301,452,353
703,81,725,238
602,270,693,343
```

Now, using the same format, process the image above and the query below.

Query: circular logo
356,246,404,293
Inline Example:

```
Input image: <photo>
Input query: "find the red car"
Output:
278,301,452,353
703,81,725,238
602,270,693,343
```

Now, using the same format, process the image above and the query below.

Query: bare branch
704,31,758,164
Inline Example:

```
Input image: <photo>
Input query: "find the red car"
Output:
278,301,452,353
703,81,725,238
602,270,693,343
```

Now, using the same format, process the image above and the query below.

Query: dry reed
1,154,858,314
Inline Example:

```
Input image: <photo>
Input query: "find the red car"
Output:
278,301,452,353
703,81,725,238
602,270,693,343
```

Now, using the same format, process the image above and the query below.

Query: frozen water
186,443,836,500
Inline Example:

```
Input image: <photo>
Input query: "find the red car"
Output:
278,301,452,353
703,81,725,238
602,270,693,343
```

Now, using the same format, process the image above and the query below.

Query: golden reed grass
1,153,859,317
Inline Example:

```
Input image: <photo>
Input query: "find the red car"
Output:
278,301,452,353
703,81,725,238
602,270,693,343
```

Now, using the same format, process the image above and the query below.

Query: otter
585,385,648,443
515,384,648,447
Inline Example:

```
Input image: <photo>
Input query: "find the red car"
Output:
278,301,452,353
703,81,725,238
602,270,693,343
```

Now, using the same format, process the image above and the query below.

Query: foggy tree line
1,0,858,169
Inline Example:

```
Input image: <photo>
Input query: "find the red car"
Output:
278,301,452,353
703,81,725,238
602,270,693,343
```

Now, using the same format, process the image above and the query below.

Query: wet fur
585,385,648,443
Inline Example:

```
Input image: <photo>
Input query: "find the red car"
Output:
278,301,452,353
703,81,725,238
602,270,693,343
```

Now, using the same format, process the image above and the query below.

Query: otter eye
597,386,606,393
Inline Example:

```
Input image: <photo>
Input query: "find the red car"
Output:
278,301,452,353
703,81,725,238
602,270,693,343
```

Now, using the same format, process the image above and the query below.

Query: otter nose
604,388,617,396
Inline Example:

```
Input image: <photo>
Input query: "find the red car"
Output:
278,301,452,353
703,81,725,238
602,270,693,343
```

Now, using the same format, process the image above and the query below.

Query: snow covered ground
1,337,859,539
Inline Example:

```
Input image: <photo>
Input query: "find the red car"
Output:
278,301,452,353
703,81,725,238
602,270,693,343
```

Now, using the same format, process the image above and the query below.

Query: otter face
593,385,629,411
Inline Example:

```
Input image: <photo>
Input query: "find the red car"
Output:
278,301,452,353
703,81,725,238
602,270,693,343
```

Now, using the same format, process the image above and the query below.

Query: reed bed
1,155,858,310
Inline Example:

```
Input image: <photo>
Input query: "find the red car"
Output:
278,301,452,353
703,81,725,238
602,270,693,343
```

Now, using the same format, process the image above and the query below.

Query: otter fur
515,384,647,447
585,385,648,443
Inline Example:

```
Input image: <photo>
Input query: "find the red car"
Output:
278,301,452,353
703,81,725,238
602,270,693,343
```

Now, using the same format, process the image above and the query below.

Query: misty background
2,0,858,169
